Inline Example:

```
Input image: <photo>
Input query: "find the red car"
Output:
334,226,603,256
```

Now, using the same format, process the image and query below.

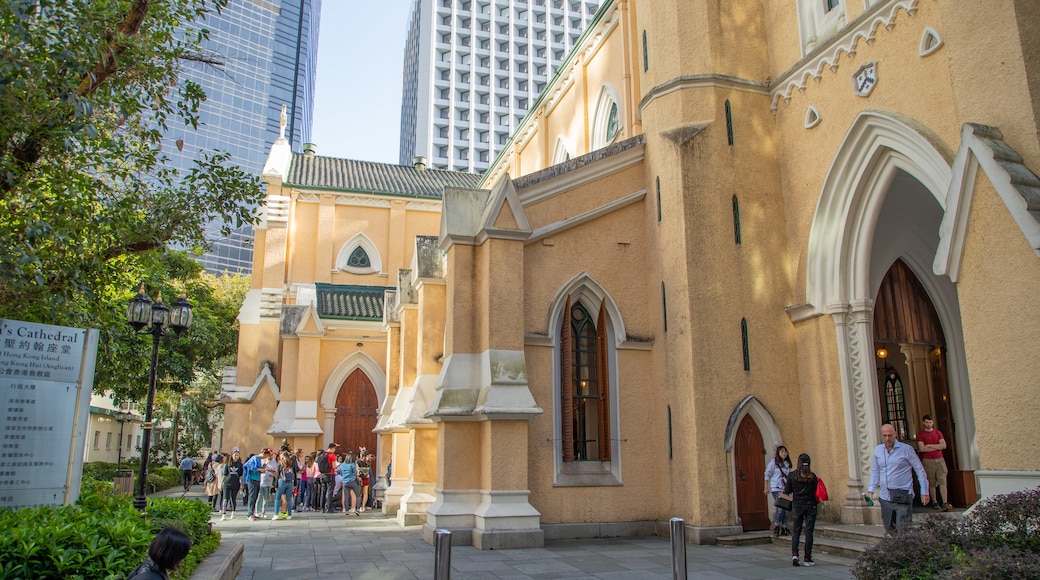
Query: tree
0,0,263,329
104,256,250,463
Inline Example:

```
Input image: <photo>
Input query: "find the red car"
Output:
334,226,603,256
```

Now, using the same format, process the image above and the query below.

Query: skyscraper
166,0,322,274
399,0,601,174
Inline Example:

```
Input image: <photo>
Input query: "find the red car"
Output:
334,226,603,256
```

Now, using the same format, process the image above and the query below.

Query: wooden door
734,415,770,531
333,369,379,457
874,259,973,506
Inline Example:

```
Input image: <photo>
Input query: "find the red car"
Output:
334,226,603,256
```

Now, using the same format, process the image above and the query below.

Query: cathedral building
226,0,1040,549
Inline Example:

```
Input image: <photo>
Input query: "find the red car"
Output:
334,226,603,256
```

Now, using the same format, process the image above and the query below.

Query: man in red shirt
320,442,339,513
917,415,952,511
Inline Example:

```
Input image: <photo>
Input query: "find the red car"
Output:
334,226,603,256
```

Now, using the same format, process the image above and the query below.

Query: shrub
854,487,1040,579
0,480,219,579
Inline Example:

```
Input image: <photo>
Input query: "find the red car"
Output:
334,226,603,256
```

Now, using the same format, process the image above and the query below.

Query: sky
311,0,414,165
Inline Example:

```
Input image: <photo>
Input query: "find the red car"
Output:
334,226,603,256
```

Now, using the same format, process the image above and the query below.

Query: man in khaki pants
917,415,953,511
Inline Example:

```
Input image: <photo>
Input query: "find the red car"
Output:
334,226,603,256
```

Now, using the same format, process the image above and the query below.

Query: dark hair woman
222,449,244,520
784,453,819,567
763,445,793,536
126,527,192,579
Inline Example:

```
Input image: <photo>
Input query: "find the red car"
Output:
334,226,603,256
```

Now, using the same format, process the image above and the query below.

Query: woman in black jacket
126,527,192,579
784,453,819,567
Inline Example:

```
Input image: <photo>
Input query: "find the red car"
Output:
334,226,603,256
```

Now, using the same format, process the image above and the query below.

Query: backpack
316,452,331,474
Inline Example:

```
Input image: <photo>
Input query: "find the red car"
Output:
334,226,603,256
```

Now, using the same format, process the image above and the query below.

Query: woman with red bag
784,453,819,567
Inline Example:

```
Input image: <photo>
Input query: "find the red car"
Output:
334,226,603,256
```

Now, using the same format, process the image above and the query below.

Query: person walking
272,451,297,520
764,445,793,536
785,453,819,567
221,448,244,520
868,423,930,532
179,455,196,492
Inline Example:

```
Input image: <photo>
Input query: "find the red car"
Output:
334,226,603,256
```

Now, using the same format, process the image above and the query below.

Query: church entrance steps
717,522,885,560
772,523,885,559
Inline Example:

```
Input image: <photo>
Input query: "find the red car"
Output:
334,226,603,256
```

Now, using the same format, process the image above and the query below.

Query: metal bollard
670,517,687,579
434,528,452,580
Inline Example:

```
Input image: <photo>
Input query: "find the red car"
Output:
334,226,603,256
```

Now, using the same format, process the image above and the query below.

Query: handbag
815,477,829,503
889,488,913,504
775,492,793,511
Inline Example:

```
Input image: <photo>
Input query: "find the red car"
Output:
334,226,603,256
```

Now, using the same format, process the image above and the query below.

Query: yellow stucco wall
957,174,1040,471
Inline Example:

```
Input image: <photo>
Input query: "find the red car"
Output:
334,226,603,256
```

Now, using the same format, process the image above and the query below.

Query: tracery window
347,246,371,269
561,299,611,462
336,233,382,275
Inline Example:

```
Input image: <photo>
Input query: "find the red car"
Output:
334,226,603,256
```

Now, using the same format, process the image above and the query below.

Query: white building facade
399,0,601,173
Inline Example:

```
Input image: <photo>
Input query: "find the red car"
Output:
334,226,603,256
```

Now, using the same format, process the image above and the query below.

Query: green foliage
0,0,263,328
171,530,220,580
854,487,1040,579
0,480,151,578
0,477,219,579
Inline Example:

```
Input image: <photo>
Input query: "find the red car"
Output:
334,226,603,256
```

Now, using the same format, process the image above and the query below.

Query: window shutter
596,301,611,462
561,297,575,462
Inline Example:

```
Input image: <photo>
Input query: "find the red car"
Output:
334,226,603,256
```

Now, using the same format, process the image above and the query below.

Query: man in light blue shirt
179,456,196,491
868,423,930,532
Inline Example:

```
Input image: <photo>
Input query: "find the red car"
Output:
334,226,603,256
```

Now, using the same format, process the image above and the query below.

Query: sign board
0,319,98,509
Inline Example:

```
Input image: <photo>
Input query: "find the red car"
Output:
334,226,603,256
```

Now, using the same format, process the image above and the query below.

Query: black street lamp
126,284,193,510
114,408,133,470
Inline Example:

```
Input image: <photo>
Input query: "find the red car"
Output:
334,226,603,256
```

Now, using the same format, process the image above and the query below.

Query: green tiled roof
315,284,391,320
285,154,483,198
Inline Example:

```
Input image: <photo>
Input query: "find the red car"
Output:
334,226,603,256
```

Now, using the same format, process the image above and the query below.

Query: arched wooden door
873,259,973,505
333,369,378,457
734,415,770,531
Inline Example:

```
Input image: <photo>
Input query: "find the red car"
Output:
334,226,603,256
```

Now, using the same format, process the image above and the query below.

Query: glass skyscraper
165,0,322,274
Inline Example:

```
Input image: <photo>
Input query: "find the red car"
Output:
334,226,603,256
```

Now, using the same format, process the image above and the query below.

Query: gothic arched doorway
873,258,972,506
334,368,378,457
734,415,770,531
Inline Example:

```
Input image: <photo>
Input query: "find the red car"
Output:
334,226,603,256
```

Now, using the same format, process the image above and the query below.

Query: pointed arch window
561,299,611,462
336,233,383,275
553,276,622,486
606,102,620,142
592,85,623,149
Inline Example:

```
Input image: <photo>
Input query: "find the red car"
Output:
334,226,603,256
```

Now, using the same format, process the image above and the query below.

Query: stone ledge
188,540,243,580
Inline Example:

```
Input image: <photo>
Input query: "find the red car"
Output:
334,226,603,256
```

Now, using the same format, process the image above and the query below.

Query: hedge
0,476,219,579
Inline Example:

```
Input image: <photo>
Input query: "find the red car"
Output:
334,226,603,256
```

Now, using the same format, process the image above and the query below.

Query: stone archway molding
724,395,782,453
801,110,981,507
320,351,387,444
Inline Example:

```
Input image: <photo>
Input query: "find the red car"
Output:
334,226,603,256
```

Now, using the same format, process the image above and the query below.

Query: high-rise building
399,0,601,174
166,0,322,274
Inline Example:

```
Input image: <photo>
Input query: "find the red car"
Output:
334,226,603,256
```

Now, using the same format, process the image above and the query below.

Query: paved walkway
162,487,857,579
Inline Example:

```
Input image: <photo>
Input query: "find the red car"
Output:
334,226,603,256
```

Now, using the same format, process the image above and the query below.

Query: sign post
0,319,98,509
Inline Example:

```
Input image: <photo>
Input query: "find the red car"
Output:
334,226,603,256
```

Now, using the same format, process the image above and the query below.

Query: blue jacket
338,461,358,483
243,454,263,482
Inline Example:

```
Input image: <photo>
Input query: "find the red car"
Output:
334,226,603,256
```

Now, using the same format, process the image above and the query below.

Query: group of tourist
766,417,940,567
199,443,388,521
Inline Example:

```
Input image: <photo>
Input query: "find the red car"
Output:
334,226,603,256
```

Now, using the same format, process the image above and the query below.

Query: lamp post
114,408,133,470
126,284,193,510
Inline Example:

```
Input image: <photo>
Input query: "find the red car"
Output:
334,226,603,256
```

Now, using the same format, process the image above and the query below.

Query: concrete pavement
162,486,857,579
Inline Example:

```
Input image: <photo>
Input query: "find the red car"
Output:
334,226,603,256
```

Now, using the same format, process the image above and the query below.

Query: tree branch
77,0,150,96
